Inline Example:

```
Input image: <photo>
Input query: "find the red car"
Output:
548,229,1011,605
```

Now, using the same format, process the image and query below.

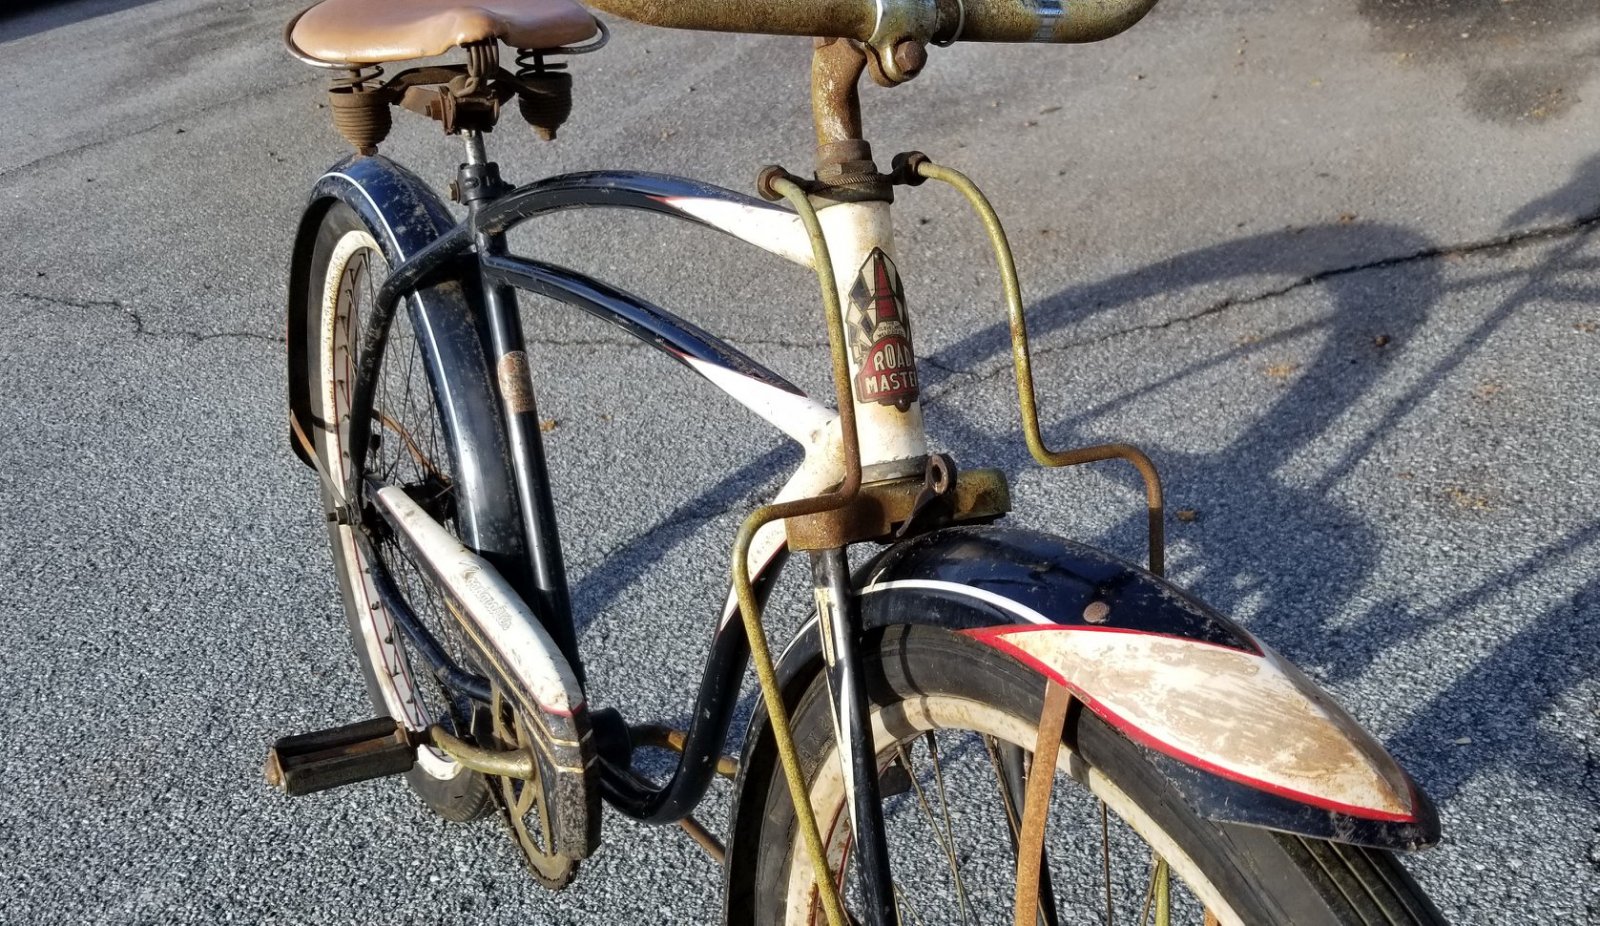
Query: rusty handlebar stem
585,0,1160,52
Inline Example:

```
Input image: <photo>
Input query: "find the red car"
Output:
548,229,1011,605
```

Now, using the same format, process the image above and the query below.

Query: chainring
488,688,578,890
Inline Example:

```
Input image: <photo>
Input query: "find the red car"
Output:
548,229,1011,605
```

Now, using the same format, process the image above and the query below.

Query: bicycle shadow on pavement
570,169,1600,810
925,172,1600,808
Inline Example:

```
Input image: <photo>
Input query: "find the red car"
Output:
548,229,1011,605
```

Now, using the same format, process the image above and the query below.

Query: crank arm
264,719,539,795
428,724,535,779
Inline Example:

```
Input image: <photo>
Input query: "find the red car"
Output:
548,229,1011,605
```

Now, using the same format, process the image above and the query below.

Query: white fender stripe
860,578,1415,822
861,579,1054,624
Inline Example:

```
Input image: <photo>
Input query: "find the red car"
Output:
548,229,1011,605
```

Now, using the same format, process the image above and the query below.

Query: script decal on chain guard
847,248,920,411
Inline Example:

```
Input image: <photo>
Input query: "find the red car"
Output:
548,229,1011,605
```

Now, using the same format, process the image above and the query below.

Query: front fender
761,525,1439,852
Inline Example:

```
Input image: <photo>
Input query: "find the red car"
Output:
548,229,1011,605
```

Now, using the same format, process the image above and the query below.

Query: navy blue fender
286,154,523,563
731,524,1438,870
284,155,601,859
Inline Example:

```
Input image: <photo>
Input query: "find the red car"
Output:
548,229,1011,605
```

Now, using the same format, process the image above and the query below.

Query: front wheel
746,625,1445,925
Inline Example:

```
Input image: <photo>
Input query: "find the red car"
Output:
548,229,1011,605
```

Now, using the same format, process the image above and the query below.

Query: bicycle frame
287,147,1440,921
291,148,903,823
262,0,1465,913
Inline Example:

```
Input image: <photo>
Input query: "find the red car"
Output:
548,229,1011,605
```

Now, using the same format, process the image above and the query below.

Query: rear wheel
748,625,1445,926
299,201,495,821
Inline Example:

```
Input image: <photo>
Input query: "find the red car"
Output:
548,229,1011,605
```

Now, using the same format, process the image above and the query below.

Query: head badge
847,248,920,411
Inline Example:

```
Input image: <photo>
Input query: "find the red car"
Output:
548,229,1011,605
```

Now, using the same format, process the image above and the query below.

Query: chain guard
489,689,578,890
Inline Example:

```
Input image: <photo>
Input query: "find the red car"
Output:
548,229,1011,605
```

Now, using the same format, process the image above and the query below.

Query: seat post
463,129,491,169
453,129,510,209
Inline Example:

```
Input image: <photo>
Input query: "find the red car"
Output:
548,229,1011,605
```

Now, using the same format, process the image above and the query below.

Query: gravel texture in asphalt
1,0,1596,923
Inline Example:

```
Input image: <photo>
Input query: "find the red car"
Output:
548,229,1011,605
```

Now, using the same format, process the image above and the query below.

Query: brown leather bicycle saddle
291,0,599,65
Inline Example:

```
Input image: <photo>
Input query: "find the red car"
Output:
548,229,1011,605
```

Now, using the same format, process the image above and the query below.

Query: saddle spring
514,49,574,141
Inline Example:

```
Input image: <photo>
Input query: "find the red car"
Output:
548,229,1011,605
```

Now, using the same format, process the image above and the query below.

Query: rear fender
284,155,600,856
746,525,1439,853
286,154,481,468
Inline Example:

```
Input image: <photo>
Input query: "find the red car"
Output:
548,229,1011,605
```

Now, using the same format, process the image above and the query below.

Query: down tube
477,252,845,822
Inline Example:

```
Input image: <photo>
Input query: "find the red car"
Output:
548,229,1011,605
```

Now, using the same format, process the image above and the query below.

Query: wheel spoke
983,735,1023,843
1101,800,1115,926
892,881,930,926
894,738,978,926
374,408,450,483
923,732,979,923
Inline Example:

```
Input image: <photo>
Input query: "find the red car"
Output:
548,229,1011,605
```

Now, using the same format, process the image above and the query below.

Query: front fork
811,547,898,925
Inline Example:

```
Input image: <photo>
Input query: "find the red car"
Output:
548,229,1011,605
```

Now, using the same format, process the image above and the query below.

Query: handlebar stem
811,38,868,150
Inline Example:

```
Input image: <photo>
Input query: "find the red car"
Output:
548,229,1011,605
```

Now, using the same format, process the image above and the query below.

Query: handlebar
584,0,1159,47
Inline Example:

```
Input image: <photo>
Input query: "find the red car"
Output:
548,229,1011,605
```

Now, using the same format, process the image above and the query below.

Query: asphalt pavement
1,0,1596,923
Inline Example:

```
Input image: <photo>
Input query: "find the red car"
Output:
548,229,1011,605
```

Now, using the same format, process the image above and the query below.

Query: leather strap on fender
1014,680,1072,926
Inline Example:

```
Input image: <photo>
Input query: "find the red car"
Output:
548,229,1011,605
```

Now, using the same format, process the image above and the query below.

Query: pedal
264,717,417,796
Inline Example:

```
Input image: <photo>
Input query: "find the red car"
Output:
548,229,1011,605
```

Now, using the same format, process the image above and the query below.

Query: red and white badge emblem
847,248,919,411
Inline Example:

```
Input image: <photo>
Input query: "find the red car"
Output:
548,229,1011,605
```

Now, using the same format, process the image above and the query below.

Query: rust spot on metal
497,350,536,415
811,37,867,149
785,466,1010,550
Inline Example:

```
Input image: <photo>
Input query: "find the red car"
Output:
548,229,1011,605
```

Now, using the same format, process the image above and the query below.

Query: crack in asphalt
930,207,1600,386
11,206,1597,365
5,290,286,345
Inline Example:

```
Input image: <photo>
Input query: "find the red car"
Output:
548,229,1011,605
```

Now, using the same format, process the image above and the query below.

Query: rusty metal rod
915,159,1166,575
631,723,739,778
677,815,728,865
727,173,861,926
1013,682,1072,926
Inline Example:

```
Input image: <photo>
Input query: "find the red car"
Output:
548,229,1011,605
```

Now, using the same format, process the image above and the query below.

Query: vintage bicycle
265,1,1448,923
